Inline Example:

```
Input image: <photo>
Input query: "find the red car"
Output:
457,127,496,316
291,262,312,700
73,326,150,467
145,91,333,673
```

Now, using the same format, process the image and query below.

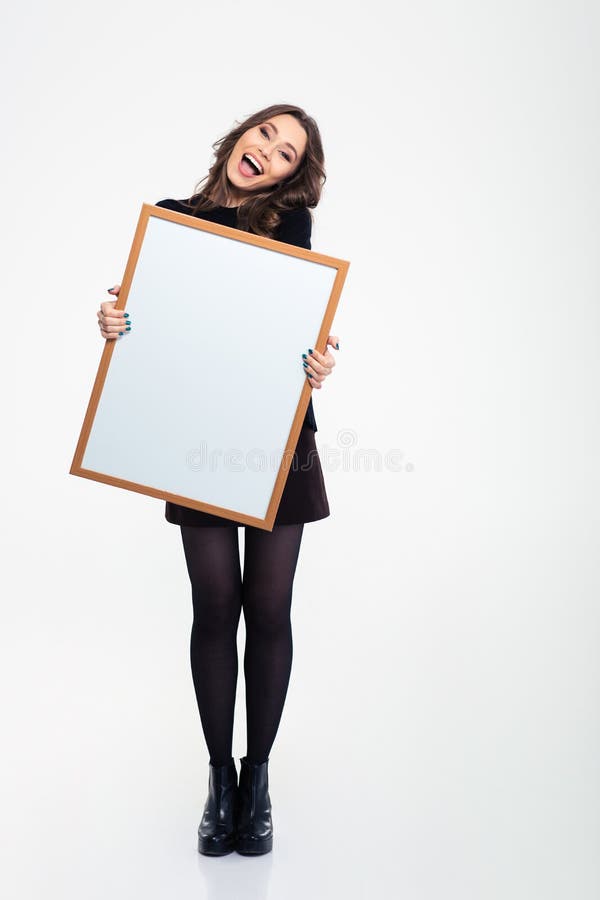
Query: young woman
97,104,340,857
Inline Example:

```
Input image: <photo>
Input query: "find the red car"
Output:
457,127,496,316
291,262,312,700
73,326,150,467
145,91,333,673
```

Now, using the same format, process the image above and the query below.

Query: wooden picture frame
70,203,349,530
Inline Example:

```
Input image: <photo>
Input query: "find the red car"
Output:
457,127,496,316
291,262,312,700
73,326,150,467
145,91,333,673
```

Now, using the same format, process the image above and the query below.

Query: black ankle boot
197,758,238,856
235,756,273,855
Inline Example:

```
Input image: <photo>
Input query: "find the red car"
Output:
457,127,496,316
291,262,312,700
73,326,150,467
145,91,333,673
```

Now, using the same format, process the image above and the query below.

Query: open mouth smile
239,152,264,177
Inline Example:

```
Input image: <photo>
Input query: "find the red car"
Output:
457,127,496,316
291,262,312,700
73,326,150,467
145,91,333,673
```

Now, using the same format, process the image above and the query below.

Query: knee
242,589,292,638
192,586,241,636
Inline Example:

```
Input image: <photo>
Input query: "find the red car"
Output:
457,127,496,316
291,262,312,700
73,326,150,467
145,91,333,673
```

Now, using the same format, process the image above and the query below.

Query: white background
2,1,599,898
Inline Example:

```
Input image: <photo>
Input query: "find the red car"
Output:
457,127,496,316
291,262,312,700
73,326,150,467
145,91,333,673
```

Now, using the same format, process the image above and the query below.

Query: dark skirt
164,423,330,527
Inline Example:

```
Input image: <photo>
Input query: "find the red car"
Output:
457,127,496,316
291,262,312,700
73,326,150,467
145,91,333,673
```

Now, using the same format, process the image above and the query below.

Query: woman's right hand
97,284,131,339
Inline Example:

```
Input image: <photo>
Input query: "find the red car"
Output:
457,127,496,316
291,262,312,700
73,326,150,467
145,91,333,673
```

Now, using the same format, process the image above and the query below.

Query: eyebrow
264,121,299,160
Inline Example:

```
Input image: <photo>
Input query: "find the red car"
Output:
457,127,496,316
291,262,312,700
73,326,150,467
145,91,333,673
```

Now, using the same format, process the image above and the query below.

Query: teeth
243,153,263,174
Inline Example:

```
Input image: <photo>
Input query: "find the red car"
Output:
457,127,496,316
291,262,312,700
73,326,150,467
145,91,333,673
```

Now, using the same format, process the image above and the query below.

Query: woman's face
226,113,308,199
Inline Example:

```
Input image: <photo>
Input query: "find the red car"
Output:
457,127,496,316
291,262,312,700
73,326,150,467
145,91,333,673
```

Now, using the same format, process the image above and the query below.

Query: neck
205,183,244,208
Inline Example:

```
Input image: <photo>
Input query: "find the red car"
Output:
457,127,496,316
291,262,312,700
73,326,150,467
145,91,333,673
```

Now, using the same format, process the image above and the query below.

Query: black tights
180,523,304,766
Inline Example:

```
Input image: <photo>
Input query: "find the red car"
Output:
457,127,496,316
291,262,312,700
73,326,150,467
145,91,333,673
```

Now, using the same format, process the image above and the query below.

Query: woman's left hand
301,335,340,390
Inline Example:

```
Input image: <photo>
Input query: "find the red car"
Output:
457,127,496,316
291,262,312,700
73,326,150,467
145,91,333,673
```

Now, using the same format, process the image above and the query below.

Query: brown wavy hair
180,103,326,238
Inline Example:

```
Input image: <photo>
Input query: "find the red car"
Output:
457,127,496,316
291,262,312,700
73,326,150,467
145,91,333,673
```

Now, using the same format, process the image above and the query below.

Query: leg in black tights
180,522,304,768
180,526,243,767
242,523,304,764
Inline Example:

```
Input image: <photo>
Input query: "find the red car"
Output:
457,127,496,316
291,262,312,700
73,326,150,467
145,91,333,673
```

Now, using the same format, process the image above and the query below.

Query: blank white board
70,203,349,530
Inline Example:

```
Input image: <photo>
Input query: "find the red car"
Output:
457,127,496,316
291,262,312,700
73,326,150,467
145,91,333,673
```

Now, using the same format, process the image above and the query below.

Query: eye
259,126,269,139
280,150,291,162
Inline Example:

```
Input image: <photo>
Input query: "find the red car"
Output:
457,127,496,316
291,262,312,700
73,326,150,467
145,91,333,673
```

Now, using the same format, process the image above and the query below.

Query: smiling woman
179,102,327,238
98,103,341,860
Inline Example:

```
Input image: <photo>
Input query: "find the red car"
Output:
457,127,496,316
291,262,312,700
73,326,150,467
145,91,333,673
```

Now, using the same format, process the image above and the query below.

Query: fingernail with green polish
303,361,308,367
308,348,313,354
302,353,307,359
336,342,339,349
126,326,131,331
124,313,129,318
118,331,124,336
308,373,313,378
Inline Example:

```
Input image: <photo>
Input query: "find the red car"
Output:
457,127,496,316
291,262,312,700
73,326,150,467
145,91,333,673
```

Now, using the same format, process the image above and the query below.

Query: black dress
156,196,331,528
